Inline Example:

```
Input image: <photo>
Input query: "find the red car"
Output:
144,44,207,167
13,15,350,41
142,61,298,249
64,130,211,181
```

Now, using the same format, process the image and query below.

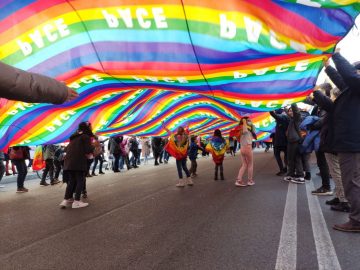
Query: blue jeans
12,160,27,188
176,158,190,179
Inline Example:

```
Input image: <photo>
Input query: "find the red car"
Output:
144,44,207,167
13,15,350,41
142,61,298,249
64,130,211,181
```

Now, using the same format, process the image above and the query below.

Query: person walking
54,145,65,182
59,122,94,209
141,138,151,165
163,122,192,187
109,136,121,172
40,144,60,186
236,118,257,186
270,109,289,176
9,146,30,193
92,136,106,176
188,135,203,178
206,130,228,180
283,104,305,184
151,137,163,166
320,50,360,231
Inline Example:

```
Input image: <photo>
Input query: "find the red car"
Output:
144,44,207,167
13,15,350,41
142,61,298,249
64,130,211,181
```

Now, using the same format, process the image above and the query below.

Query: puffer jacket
0,61,68,104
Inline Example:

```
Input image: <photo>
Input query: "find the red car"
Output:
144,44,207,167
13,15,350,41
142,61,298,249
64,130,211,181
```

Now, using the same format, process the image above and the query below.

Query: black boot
331,202,351,212
304,172,311,181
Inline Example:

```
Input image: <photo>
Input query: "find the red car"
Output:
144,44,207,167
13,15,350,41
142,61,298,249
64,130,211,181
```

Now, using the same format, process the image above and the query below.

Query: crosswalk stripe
275,183,298,270
305,181,342,270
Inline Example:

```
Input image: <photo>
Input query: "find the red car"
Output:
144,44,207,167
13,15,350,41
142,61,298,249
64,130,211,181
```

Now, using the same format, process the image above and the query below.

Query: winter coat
269,111,289,147
286,104,302,143
312,91,336,154
188,142,201,161
0,61,69,104
299,116,320,153
109,137,121,155
328,53,360,153
43,144,57,160
151,137,163,154
64,132,93,171
141,139,151,156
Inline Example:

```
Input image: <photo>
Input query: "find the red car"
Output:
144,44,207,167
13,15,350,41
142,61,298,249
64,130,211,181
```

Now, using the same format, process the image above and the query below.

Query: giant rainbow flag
0,0,359,148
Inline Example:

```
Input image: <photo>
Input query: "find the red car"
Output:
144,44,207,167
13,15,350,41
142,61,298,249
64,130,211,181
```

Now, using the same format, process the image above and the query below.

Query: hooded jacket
286,104,302,143
0,61,69,104
64,132,93,171
269,111,289,147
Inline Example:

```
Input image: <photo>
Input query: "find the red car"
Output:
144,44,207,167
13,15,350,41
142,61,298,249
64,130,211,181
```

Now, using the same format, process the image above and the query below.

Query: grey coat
0,61,69,104
43,145,57,160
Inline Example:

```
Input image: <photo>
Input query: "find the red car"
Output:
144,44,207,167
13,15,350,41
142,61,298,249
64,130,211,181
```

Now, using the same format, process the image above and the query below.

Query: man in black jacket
270,109,289,176
326,49,360,232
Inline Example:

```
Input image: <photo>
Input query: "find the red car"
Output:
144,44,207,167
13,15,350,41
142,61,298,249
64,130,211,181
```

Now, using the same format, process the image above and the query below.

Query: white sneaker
59,199,73,208
186,177,194,186
176,179,186,187
72,200,89,209
283,176,293,182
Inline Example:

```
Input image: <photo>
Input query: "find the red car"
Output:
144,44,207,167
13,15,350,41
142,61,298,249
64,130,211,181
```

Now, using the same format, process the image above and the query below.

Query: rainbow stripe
0,0,358,149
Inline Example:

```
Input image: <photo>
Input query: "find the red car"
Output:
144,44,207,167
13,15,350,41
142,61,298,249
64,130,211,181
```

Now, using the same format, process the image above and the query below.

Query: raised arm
161,121,171,136
331,51,360,90
0,61,78,104
325,65,347,92
312,90,334,112
291,103,301,123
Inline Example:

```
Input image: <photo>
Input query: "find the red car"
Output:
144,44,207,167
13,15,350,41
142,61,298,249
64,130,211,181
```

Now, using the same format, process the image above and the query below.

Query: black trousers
42,159,54,182
113,153,121,171
64,171,85,201
189,159,197,175
92,155,104,174
54,160,62,179
287,142,303,177
154,151,161,165
274,146,287,172
315,151,330,189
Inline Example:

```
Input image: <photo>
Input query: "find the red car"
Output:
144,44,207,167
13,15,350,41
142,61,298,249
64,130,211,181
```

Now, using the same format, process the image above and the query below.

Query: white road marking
306,181,341,270
275,183,297,270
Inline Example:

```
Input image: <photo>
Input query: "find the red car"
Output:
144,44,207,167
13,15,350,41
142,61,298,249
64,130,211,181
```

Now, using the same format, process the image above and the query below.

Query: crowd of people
269,50,360,232
1,49,360,233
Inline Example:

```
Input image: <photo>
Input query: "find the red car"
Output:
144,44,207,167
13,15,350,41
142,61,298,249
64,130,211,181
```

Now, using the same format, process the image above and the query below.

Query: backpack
93,140,103,157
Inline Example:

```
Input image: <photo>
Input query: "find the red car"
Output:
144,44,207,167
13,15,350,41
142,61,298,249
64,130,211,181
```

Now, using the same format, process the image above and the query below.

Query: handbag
9,147,24,160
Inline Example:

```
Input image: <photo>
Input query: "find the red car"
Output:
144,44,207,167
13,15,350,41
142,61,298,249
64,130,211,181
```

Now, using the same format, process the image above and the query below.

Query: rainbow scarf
164,134,189,160
206,136,228,164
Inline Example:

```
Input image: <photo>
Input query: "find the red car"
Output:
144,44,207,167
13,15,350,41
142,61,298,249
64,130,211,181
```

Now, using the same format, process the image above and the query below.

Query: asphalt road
0,150,359,270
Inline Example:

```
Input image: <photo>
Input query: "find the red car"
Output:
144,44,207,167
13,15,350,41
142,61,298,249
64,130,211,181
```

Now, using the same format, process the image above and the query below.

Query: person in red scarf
162,122,192,187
